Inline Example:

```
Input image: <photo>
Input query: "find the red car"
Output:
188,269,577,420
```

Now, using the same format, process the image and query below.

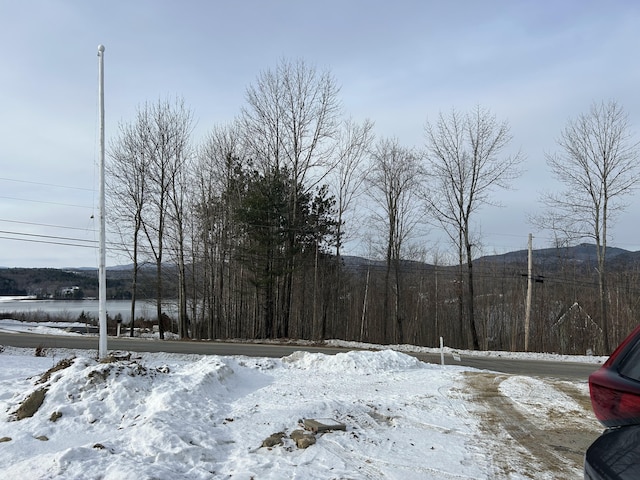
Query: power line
0,230,97,245
0,233,126,253
0,176,94,192
0,227,124,252
0,195,93,210
0,235,97,249
0,218,97,233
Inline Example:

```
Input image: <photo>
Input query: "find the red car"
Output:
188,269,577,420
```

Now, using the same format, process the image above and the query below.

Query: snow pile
282,349,423,372
328,339,608,364
0,347,599,479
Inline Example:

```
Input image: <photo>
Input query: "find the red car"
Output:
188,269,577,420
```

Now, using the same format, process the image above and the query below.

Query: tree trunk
156,254,164,340
465,235,480,350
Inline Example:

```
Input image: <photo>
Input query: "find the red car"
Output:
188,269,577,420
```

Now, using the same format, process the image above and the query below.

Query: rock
261,432,285,448
13,388,47,420
35,435,49,441
100,352,131,363
302,418,346,433
290,429,316,449
50,411,62,422
0,437,11,443
37,358,74,384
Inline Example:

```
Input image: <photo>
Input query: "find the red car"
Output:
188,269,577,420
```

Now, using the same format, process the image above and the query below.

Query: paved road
0,332,602,380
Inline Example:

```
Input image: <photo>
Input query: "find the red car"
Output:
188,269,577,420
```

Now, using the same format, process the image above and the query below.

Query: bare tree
195,122,245,339
330,118,375,258
538,100,640,353
133,97,194,339
241,58,341,184
327,118,374,338
165,134,194,339
366,137,424,343
240,58,341,338
424,105,522,350
107,118,150,337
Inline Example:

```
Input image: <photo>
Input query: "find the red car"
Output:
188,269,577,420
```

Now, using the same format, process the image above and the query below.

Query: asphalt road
0,332,602,381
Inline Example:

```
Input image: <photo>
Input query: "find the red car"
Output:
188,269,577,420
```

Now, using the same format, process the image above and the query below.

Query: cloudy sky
1,0,640,268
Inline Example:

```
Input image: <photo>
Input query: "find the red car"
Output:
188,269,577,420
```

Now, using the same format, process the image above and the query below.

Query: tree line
106,58,640,355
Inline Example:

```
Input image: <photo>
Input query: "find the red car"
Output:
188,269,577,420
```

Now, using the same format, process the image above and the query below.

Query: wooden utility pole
524,233,533,351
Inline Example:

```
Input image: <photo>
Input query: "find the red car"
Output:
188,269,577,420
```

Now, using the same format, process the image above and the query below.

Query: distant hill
0,267,134,298
474,243,640,273
341,243,640,274
2,243,638,297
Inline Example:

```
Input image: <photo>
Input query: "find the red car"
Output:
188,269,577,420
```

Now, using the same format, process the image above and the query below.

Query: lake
0,297,169,322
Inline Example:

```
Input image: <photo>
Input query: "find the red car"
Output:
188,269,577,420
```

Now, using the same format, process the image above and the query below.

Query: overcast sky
1,0,640,268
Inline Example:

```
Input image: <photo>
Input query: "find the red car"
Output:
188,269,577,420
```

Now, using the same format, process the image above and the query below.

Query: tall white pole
98,44,107,359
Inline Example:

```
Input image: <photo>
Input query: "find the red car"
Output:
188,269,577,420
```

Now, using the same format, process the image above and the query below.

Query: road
0,332,601,380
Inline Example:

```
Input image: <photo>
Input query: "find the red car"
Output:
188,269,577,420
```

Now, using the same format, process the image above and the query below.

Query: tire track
464,372,599,479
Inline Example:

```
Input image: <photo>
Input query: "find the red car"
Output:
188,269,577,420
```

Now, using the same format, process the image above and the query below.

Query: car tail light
589,324,640,427
590,378,640,427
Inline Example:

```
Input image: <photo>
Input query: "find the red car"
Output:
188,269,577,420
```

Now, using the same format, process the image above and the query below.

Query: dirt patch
464,372,602,478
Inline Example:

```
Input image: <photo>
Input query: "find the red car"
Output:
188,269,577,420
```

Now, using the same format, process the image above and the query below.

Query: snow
499,376,586,419
0,319,604,478
0,296,38,302
0,335,602,479
0,319,84,336
328,339,608,364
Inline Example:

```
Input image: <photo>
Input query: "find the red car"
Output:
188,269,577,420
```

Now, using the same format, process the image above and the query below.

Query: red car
586,324,640,479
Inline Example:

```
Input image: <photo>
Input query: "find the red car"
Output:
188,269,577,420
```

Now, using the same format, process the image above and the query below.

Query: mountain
2,244,639,297
475,243,640,272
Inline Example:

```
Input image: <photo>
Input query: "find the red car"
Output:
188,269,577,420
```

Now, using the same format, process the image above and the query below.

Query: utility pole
97,44,107,360
524,233,533,351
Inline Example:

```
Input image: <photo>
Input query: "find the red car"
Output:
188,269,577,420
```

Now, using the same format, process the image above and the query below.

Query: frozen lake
0,297,164,322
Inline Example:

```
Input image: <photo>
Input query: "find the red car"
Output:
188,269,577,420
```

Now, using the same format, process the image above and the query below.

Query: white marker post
97,44,107,360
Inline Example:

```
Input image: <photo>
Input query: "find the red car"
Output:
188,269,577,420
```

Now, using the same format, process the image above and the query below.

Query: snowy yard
0,342,603,479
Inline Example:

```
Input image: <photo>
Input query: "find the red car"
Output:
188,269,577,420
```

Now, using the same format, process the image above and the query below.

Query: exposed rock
37,358,74,384
100,352,131,363
303,418,346,433
35,435,49,441
290,429,316,449
0,437,11,443
261,432,285,448
50,411,62,422
13,388,47,420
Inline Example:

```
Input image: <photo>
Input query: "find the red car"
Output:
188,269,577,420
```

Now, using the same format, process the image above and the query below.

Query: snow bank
282,349,424,373
0,319,83,335
0,346,599,479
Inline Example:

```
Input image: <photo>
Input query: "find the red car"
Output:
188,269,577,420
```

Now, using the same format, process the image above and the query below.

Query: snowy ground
0,333,604,479
0,319,87,336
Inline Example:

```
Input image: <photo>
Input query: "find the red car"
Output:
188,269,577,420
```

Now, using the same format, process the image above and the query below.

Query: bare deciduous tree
241,58,341,186
330,118,375,258
538,100,640,353
107,119,150,337
366,137,424,343
195,122,244,339
114,97,194,340
327,118,374,338
424,105,522,350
